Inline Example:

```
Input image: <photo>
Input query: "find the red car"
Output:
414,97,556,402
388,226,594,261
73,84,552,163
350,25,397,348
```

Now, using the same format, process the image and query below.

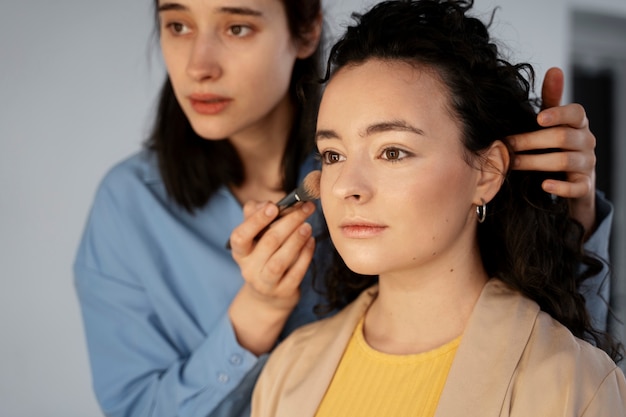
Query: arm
507,67,613,330
206,201,319,417
74,172,274,417
228,200,317,356
75,264,259,417
578,192,613,331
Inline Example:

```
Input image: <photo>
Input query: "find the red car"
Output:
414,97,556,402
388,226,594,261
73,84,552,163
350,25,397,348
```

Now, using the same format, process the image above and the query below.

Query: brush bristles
301,170,321,200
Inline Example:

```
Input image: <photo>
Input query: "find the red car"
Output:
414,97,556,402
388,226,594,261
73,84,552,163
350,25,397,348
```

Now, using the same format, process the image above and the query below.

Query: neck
364,250,488,355
229,95,296,204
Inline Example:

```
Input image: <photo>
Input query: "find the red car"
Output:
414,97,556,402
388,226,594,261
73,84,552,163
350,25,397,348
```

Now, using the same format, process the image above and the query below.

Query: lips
188,93,232,115
339,220,387,238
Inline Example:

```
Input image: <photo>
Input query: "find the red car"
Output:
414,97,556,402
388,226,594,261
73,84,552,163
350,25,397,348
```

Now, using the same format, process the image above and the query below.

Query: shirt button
217,372,230,384
229,354,243,366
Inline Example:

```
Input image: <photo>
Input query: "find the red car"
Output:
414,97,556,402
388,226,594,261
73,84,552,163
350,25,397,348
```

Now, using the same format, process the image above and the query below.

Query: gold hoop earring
476,199,487,223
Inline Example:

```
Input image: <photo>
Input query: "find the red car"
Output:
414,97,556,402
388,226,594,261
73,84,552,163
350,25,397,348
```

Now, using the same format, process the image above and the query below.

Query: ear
474,140,510,205
296,13,322,59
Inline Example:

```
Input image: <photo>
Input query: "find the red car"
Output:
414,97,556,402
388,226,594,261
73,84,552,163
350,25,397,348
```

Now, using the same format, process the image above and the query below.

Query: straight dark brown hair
146,0,323,212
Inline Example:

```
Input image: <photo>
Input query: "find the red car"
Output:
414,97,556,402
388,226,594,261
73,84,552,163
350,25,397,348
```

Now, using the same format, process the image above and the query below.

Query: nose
187,33,223,82
330,158,373,204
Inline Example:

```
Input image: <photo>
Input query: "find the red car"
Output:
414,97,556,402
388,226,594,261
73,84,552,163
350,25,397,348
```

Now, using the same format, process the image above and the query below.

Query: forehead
156,0,286,16
331,59,445,94
318,59,453,130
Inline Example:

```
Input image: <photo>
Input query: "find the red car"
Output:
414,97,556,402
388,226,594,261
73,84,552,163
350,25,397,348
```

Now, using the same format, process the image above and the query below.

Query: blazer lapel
434,279,540,417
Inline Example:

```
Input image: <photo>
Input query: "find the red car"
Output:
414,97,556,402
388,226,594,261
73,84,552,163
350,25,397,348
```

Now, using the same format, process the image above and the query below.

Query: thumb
541,67,564,110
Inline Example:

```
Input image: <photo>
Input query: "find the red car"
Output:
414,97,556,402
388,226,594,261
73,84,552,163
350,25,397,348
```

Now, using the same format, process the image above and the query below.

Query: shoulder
96,150,160,198
529,311,617,376
481,281,624,413
75,150,171,272
513,311,624,412
87,149,176,224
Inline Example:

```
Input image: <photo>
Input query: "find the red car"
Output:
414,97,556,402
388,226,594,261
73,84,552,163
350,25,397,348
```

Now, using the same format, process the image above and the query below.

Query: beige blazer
251,279,626,417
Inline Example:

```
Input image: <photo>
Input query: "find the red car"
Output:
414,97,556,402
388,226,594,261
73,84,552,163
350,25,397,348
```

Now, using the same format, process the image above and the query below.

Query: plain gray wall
0,1,162,415
1,0,624,416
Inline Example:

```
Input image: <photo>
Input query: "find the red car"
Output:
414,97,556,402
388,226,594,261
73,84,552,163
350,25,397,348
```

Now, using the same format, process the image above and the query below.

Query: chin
341,254,383,276
182,113,235,140
188,124,231,141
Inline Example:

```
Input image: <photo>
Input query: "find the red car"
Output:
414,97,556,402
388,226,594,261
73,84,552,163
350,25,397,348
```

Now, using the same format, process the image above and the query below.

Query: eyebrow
218,7,263,17
157,2,263,17
157,2,186,12
316,120,425,142
366,120,425,136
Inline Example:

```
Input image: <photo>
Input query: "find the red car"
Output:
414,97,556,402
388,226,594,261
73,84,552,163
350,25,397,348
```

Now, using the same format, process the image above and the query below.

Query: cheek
261,37,299,82
235,48,295,109
161,40,182,72
319,177,334,220
264,56,296,94
398,170,472,227
161,45,188,94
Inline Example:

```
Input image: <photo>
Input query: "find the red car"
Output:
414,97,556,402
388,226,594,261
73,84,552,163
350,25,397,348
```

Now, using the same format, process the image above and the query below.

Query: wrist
228,284,299,355
572,197,596,242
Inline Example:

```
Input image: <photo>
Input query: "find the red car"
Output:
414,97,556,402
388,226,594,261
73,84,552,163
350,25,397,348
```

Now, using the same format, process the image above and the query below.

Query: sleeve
580,367,626,417
579,191,614,331
74,266,258,417
73,176,259,417
207,355,268,417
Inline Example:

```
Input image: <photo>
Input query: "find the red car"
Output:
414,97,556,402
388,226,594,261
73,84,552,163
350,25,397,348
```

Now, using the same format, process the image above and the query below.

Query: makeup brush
275,169,321,211
226,170,321,249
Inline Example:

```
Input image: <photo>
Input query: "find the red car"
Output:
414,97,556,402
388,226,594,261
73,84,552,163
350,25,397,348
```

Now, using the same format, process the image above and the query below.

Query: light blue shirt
74,150,327,417
579,190,614,330
75,150,613,417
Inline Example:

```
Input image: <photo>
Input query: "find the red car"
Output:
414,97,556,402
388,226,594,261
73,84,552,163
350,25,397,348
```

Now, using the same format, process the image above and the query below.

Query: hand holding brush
226,170,321,249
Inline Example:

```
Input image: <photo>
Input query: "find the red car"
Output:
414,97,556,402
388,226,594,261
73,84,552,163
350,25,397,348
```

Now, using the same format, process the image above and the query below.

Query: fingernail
543,182,556,193
265,204,278,217
538,112,552,125
302,202,314,214
507,137,516,147
299,223,312,236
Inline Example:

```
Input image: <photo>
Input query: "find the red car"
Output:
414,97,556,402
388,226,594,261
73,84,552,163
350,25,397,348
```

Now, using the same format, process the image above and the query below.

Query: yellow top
315,317,461,417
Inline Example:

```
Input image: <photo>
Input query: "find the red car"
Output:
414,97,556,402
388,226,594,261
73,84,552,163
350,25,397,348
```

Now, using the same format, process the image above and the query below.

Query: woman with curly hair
251,1,626,416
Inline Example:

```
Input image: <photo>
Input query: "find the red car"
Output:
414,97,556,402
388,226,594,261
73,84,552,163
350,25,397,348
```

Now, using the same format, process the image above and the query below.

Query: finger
251,202,316,261
537,103,588,129
508,125,592,153
278,236,316,292
512,151,593,174
230,202,279,255
261,223,314,290
541,67,564,110
542,177,592,200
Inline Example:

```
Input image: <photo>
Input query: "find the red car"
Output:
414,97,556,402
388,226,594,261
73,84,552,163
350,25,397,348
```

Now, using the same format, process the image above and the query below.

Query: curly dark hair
314,0,621,362
145,0,323,212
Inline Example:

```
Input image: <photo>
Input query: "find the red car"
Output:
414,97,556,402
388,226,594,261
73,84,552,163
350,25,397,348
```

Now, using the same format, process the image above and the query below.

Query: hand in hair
508,67,596,238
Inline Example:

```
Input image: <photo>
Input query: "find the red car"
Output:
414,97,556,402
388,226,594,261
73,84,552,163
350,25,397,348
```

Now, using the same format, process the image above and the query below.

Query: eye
320,150,345,165
380,147,409,161
228,25,253,37
165,21,191,36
